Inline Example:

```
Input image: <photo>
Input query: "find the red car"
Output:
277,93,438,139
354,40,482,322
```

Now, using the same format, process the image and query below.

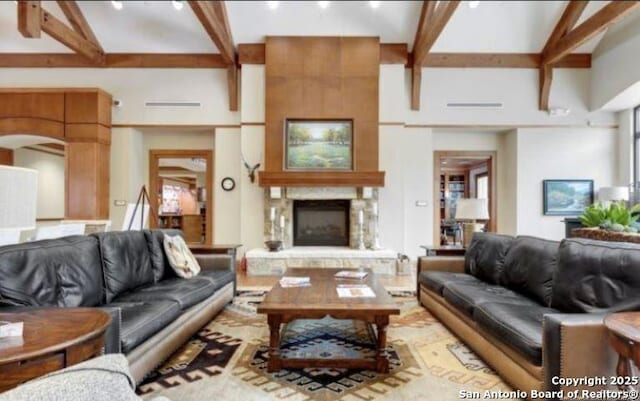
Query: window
476,174,489,200
635,106,640,194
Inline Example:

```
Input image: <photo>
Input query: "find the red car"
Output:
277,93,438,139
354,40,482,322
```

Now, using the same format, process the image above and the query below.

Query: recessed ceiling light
266,1,279,9
111,1,123,10
172,0,184,10
370,1,381,8
318,1,330,9
468,1,480,8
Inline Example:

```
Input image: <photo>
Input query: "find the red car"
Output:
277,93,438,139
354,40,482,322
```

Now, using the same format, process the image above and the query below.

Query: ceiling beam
0,50,591,70
413,1,460,67
412,1,460,110
56,0,103,52
188,0,235,65
538,1,587,111
17,1,41,38
40,10,105,65
542,1,640,66
0,53,228,68
227,64,238,111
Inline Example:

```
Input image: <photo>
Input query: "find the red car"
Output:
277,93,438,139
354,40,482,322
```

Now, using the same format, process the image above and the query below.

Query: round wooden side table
0,308,111,392
604,312,640,390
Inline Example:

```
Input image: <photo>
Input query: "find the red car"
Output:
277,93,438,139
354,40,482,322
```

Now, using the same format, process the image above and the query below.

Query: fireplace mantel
258,171,385,187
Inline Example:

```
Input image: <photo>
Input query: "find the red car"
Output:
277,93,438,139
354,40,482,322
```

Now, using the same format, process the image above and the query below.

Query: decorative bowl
265,240,282,252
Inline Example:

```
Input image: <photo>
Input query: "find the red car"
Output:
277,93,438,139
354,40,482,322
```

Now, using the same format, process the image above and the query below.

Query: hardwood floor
236,271,416,291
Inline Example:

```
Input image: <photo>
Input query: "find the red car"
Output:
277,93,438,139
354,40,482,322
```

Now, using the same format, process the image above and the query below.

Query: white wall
0,69,239,125
515,128,617,240
497,131,518,235
13,148,65,219
591,16,640,111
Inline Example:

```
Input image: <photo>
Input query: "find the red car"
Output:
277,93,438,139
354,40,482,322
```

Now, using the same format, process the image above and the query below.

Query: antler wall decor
241,152,262,183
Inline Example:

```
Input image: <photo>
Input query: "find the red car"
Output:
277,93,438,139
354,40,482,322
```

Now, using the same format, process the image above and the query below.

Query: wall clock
221,177,236,191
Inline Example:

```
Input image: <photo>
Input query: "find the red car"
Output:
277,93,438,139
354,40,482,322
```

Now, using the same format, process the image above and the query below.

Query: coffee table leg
375,316,390,373
267,314,282,372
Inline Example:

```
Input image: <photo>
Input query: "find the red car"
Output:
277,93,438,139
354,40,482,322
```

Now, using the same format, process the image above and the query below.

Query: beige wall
13,148,65,219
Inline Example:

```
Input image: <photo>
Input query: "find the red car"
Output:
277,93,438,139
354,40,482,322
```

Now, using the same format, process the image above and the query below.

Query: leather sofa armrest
195,254,234,273
97,306,122,354
417,256,465,274
542,313,617,396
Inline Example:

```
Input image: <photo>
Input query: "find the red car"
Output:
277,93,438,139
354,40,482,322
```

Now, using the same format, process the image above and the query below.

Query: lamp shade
455,198,489,220
598,186,629,202
0,166,38,230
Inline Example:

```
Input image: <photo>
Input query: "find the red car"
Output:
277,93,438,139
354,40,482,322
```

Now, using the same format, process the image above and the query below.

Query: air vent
144,101,201,107
446,102,503,109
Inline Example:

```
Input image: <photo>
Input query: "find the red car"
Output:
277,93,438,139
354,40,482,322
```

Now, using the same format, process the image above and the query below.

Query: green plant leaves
579,201,640,230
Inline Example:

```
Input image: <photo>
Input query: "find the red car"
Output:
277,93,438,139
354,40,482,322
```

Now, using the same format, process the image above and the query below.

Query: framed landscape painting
285,119,353,170
543,179,594,216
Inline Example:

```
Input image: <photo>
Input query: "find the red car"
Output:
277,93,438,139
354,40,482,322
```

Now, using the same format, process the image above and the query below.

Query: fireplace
293,200,350,246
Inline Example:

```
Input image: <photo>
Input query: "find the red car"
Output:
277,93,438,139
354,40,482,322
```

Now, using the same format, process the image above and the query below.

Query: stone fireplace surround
263,187,379,249
244,187,397,276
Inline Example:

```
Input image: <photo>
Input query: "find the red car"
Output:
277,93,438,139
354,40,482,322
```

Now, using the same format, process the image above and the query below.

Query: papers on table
334,270,368,280
336,284,376,298
279,276,311,288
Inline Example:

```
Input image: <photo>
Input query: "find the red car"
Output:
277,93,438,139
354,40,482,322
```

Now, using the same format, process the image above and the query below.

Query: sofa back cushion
502,236,559,306
94,231,154,303
144,229,184,282
465,232,514,284
0,236,103,307
551,238,640,313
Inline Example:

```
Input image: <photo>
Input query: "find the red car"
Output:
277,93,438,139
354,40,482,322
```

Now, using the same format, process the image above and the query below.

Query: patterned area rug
138,291,521,401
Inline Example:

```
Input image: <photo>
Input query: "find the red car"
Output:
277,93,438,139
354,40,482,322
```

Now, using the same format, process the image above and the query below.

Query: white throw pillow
162,235,201,278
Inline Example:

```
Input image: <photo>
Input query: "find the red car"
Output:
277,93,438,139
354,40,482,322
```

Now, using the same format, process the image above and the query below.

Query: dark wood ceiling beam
0,51,591,69
17,1,41,38
412,1,460,110
414,1,460,67
542,1,640,66
188,0,235,65
538,1,587,111
56,0,103,52
40,9,105,65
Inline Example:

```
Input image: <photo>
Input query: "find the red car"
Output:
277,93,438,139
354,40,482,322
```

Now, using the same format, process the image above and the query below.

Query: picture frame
543,179,594,216
284,119,353,171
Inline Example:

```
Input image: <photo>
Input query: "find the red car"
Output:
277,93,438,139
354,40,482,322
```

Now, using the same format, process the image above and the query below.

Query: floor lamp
0,166,38,246
455,198,489,248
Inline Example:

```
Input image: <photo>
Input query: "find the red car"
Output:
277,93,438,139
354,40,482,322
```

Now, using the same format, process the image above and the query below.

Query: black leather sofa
0,229,235,383
418,233,636,397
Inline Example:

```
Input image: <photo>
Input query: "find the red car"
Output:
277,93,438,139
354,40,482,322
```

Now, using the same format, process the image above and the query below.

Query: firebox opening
293,200,350,246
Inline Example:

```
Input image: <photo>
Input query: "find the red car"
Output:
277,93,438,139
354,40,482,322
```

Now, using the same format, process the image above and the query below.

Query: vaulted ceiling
0,1,621,53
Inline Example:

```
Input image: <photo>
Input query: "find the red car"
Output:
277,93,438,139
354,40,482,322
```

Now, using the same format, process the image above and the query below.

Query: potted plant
574,202,640,243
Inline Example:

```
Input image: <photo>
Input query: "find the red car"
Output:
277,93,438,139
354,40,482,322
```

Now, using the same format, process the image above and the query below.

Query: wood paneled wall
265,37,380,173
0,89,112,219
0,148,13,165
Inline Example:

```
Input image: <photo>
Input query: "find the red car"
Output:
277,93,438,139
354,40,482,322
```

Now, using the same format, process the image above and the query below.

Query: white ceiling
0,1,616,54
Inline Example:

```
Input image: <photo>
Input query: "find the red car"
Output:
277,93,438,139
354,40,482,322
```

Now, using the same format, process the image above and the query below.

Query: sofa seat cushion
198,269,235,292
474,302,559,365
107,300,181,353
443,281,538,316
115,277,216,309
419,271,479,296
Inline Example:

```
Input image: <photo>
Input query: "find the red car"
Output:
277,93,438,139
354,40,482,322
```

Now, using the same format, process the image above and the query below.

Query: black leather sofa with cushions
418,233,635,398
0,229,235,383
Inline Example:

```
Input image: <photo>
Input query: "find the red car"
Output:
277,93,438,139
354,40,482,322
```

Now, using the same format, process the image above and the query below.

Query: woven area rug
137,292,521,401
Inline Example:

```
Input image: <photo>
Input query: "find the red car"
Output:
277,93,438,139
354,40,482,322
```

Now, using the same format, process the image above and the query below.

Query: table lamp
598,186,629,204
0,166,38,246
455,198,489,248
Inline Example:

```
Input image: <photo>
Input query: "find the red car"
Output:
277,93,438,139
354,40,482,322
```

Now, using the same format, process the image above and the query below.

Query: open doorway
434,151,497,246
149,150,213,245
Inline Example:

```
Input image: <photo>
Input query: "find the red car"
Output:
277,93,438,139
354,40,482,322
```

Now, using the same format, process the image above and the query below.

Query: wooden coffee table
604,312,640,390
257,268,400,373
0,308,111,392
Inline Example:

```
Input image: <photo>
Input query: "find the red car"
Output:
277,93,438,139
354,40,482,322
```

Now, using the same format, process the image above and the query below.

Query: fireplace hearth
293,200,350,246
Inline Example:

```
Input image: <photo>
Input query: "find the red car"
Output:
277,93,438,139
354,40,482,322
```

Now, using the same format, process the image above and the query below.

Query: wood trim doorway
149,149,214,245
434,151,497,245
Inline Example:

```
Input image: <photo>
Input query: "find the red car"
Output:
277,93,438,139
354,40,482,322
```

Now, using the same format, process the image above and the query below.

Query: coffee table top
257,268,400,315
0,308,111,364
605,312,640,343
